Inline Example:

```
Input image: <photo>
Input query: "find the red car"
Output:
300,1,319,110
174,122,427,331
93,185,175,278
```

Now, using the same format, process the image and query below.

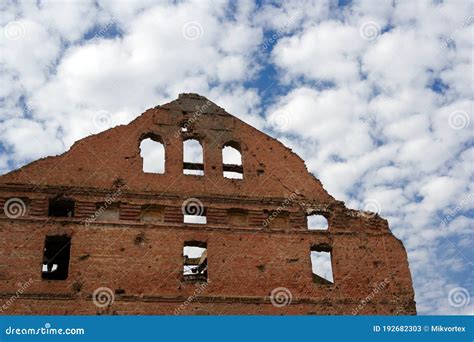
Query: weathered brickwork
0,94,416,315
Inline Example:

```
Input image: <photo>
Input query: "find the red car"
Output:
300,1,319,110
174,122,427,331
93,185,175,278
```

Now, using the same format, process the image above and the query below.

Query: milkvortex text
4,323,85,335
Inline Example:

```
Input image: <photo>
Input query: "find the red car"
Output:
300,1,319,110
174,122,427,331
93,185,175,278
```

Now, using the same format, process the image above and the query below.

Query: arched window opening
183,139,204,176
222,142,243,179
307,213,329,230
140,136,165,174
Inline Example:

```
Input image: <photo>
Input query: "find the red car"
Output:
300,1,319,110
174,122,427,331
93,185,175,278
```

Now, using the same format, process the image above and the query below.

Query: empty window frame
183,241,207,282
310,244,334,285
140,134,165,174
222,142,243,179
183,139,204,176
140,204,164,223
42,235,71,280
307,213,329,230
48,197,75,217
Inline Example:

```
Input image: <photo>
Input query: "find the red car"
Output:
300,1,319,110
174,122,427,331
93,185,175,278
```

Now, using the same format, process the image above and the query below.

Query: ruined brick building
0,94,416,315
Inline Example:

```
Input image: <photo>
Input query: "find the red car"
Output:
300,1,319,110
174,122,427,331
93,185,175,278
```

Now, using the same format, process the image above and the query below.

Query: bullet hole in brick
227,208,248,226
183,139,204,176
134,233,147,246
42,235,71,280
72,282,83,293
310,244,334,285
140,204,164,223
48,196,75,217
183,241,207,282
257,169,265,176
257,264,265,272
140,135,165,174
180,122,189,133
115,288,125,295
222,142,243,179
307,213,329,230
78,254,90,261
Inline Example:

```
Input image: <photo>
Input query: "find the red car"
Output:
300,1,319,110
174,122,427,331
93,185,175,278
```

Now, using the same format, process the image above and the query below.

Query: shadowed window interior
183,241,207,282
48,196,75,217
222,142,243,179
183,139,204,176
140,136,165,173
307,213,329,230
310,244,333,285
42,235,71,280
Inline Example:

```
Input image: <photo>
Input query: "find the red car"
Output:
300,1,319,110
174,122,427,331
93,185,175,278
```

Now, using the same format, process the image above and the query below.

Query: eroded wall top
0,94,334,203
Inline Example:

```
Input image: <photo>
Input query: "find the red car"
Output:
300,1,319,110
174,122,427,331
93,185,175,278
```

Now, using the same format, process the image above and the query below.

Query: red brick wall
0,94,416,315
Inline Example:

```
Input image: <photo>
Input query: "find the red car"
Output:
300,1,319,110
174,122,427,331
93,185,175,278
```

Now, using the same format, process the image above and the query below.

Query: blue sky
1,0,473,314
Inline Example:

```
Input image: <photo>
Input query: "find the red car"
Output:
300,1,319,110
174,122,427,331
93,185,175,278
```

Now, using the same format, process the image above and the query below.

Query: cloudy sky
1,0,472,315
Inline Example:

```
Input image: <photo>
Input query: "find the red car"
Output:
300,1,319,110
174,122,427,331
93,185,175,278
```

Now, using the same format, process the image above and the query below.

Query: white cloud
0,0,472,315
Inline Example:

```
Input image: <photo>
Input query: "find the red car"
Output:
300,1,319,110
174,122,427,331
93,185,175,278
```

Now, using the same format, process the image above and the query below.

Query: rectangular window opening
310,244,334,285
183,241,207,282
48,197,75,217
183,208,207,224
307,213,329,230
42,235,71,280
